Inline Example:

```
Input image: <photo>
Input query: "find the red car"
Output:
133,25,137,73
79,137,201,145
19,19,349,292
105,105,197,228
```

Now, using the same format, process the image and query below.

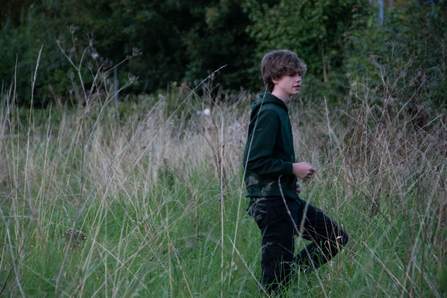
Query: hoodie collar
257,92,289,111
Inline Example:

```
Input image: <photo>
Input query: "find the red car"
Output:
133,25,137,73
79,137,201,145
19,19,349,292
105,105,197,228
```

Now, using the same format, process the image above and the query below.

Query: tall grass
0,71,446,297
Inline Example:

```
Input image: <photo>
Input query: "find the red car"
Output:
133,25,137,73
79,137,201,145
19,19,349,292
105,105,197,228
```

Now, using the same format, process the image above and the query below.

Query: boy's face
272,74,302,102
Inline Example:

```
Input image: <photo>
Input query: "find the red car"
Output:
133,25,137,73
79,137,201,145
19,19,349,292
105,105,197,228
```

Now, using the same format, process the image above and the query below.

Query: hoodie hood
251,93,288,117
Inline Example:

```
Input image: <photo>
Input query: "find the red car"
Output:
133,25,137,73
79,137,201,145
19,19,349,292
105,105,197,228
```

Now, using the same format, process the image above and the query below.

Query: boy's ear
271,77,279,84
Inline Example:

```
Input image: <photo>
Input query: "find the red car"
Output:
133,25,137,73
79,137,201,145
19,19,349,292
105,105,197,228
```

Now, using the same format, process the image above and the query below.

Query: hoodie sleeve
244,108,294,176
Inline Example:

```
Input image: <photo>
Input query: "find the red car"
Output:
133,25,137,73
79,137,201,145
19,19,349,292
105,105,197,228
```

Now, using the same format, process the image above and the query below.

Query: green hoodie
243,93,297,200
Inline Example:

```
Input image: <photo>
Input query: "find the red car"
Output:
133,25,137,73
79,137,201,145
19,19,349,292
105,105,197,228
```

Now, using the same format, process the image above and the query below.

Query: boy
243,50,348,295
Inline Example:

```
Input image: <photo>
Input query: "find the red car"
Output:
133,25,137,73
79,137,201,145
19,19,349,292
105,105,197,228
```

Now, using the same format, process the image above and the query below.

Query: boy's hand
292,162,315,182
296,182,302,196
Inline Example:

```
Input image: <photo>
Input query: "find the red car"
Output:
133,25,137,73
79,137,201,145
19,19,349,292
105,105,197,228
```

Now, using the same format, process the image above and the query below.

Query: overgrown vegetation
346,0,447,111
0,0,446,296
0,53,446,295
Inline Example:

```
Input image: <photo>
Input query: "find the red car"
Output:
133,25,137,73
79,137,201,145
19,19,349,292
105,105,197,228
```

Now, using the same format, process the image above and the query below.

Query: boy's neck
271,90,291,104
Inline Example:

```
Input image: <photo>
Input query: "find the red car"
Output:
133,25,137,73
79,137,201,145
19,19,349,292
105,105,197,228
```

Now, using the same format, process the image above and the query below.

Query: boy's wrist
284,162,293,175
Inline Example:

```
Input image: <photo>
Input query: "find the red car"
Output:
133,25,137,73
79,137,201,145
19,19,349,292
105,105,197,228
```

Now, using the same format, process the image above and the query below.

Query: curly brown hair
261,50,307,93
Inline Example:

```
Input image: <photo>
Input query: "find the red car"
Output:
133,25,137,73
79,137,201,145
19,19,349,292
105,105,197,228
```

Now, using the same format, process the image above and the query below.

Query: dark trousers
247,197,349,294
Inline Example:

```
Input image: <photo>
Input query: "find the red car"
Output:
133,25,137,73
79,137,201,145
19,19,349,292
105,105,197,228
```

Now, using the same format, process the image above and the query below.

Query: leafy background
0,0,446,109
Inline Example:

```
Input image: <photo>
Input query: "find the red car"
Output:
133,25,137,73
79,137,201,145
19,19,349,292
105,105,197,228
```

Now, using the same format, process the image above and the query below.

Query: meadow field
1,73,446,297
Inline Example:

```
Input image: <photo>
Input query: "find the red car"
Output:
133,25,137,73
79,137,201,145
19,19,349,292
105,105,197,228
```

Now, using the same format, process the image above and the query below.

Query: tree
346,0,447,110
244,0,366,100
0,0,260,105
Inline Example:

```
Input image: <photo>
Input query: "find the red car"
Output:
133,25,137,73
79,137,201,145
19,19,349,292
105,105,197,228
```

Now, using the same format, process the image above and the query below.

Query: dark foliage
0,0,445,110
